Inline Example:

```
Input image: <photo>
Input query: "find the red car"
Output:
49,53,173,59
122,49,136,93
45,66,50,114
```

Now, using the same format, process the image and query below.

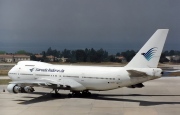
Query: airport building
115,56,127,63
166,55,180,62
35,54,56,62
34,55,68,62
0,54,30,63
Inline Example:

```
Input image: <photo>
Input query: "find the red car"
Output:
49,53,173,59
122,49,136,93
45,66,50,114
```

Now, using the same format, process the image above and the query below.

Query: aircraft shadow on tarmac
94,94,180,106
13,92,180,106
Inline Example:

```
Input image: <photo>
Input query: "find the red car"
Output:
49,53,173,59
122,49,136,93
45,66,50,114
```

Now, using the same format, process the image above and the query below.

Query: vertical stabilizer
125,29,169,68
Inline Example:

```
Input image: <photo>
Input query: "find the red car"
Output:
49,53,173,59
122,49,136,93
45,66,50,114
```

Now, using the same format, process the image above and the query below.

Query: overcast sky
0,0,180,54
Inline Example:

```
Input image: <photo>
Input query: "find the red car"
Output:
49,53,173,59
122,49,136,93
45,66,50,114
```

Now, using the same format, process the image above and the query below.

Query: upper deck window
25,65,35,66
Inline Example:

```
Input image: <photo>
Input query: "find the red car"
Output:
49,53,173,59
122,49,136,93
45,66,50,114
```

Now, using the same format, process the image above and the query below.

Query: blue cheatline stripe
142,47,157,61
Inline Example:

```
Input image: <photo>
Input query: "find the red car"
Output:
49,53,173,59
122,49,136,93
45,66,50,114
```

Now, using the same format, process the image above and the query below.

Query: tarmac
0,77,180,115
0,76,10,79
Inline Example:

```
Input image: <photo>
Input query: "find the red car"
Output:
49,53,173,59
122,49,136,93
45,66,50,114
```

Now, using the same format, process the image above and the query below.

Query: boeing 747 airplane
7,29,169,97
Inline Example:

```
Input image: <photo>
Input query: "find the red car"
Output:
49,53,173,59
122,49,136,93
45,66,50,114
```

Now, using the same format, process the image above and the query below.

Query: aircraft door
17,66,21,79
116,75,122,85
81,73,85,82
31,67,38,80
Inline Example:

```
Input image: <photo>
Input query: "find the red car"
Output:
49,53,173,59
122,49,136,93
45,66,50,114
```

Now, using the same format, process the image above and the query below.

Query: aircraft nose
8,68,12,79
8,66,16,80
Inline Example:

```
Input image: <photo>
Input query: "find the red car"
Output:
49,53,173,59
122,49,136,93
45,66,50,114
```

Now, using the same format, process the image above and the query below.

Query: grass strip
0,70,8,76
0,79,12,85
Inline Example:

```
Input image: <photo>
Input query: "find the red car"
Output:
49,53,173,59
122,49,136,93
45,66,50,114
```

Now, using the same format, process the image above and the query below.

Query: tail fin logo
141,47,158,61
29,68,34,72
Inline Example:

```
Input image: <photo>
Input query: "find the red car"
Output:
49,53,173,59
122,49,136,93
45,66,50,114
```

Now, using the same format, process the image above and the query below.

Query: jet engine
7,84,23,93
7,84,35,93
24,86,35,93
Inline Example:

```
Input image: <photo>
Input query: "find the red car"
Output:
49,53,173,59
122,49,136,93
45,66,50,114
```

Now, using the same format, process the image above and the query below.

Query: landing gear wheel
87,92,91,96
72,91,81,97
68,93,72,98
68,91,92,98
51,89,61,98
82,90,91,97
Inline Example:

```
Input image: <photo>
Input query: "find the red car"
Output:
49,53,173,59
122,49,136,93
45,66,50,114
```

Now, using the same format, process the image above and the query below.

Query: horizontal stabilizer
127,70,148,77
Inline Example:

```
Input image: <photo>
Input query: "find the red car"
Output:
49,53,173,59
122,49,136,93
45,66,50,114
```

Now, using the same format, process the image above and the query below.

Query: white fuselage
8,61,162,91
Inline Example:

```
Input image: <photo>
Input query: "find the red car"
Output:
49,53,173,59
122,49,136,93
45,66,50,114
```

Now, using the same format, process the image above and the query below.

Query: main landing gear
51,89,61,98
50,89,92,98
68,90,91,98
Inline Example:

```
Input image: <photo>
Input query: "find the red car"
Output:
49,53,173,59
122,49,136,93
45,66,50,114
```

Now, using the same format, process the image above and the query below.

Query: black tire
51,93,61,98
68,94,72,98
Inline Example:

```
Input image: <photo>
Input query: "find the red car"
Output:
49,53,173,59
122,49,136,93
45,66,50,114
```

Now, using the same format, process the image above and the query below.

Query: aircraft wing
10,79,53,86
10,78,86,90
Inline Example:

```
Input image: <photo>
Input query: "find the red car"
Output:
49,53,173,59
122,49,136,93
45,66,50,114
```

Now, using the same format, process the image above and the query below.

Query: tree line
31,47,180,63
1,48,180,63
32,47,115,63
28,47,135,63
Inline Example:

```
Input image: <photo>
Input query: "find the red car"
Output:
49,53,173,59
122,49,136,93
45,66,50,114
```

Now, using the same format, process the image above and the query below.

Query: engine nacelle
7,84,23,93
24,86,35,93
